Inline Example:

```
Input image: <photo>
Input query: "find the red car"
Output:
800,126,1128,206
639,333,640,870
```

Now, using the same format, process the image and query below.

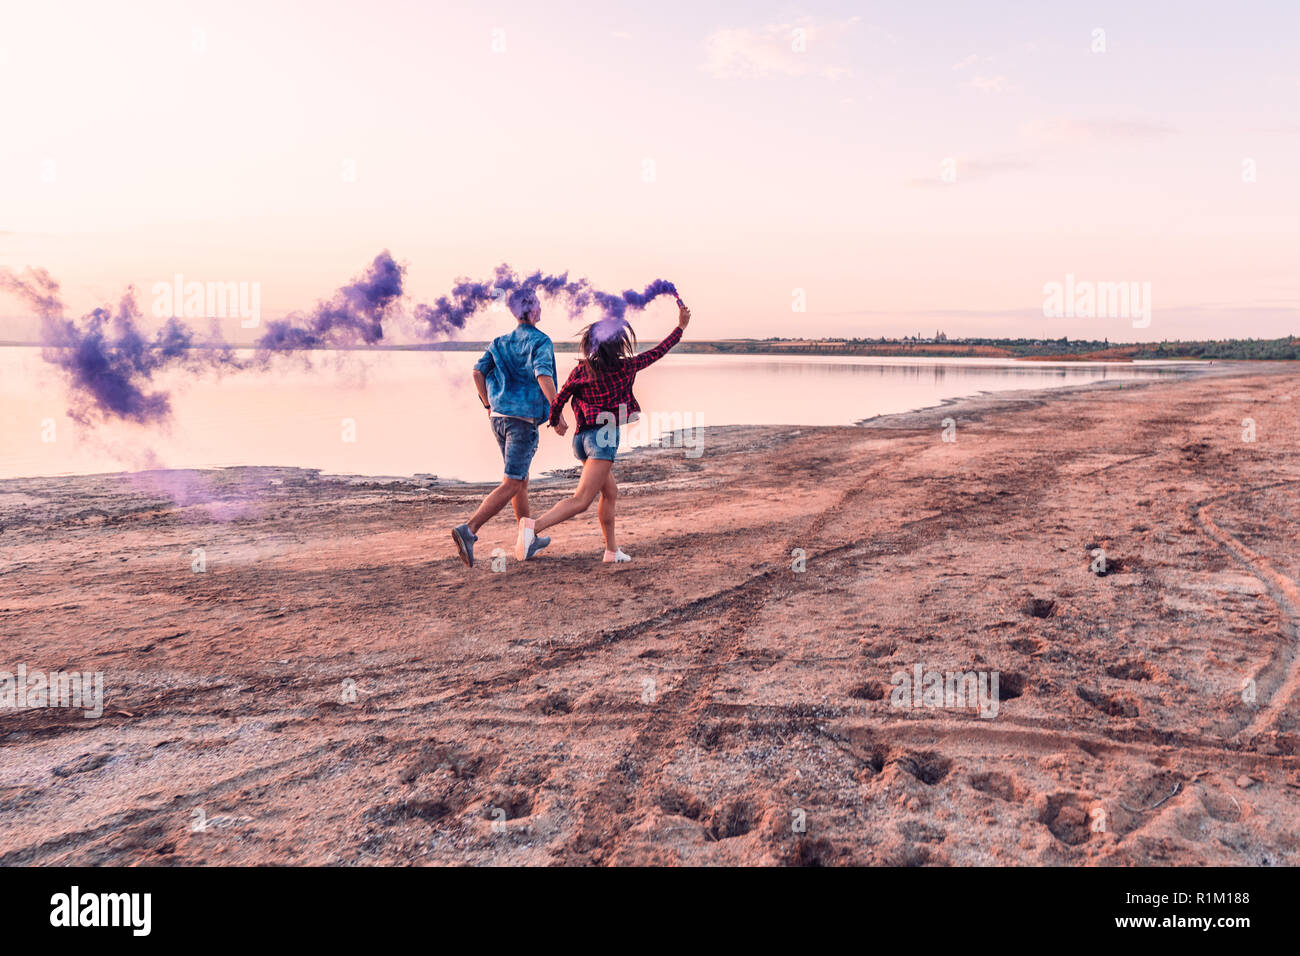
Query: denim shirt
473,323,556,423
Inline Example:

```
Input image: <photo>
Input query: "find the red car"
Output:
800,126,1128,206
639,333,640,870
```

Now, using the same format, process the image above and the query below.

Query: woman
516,299,691,562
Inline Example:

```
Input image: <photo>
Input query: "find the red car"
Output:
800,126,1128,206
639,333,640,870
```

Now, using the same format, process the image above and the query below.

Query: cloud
950,54,980,71
703,17,861,80
966,73,1012,94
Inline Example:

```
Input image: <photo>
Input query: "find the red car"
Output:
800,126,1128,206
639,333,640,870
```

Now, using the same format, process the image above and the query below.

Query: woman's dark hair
581,321,637,374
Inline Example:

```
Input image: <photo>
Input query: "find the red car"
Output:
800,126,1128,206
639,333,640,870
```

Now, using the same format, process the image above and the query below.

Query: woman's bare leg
597,472,617,552
533,458,613,535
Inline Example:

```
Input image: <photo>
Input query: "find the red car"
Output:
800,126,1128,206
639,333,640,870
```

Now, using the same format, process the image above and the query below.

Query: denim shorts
491,416,540,480
572,424,619,463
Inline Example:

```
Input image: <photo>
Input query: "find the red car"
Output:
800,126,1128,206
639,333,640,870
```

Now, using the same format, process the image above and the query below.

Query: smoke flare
2,255,678,426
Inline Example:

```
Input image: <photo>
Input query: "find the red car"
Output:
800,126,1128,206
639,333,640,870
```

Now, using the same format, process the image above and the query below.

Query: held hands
677,301,691,329
553,416,570,436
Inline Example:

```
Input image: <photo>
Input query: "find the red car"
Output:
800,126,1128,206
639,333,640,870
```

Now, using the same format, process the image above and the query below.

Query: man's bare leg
468,477,524,534
511,477,530,522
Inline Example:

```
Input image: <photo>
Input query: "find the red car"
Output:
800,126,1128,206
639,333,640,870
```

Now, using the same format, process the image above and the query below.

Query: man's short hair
508,288,539,321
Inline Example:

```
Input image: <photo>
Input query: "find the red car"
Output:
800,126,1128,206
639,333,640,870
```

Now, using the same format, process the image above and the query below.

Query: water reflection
0,348,1187,482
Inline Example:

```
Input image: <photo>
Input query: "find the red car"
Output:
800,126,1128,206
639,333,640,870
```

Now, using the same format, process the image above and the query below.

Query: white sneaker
603,549,631,563
515,518,536,561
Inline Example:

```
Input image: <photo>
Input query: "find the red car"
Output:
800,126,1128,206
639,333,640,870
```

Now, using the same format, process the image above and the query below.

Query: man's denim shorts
491,416,540,480
573,424,619,463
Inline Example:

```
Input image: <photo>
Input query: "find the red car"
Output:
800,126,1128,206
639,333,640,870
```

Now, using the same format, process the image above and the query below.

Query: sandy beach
1,364,1298,866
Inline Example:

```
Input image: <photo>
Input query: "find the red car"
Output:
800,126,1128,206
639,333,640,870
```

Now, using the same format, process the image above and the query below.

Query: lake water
0,347,1188,482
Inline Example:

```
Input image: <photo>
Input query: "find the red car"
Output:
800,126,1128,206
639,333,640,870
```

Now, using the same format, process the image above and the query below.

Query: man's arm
548,368,580,431
536,374,567,433
531,339,567,431
472,369,491,410
472,351,494,410
536,373,557,405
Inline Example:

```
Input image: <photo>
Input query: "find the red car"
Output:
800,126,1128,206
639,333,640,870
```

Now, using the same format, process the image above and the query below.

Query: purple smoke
0,266,63,319
586,279,680,349
413,265,678,338
2,255,679,426
257,251,404,351
2,253,418,424
44,299,199,424
592,278,680,319
1,266,230,425
413,265,588,335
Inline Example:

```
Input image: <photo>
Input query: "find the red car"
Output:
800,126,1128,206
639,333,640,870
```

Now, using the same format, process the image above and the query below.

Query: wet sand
1,363,1298,865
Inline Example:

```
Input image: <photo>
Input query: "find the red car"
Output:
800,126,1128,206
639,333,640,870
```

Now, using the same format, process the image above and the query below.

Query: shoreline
2,336,1292,361
0,359,1223,491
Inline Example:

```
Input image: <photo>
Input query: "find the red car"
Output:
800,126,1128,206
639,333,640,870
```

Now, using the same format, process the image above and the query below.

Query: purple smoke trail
2,255,679,425
592,278,679,319
0,266,63,319
413,266,678,343
256,251,404,351
587,278,680,348
412,265,590,335
2,253,417,424
1,266,232,425
44,299,198,424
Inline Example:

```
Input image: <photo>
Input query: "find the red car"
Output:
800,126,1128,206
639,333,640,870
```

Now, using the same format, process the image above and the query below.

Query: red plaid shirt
550,326,683,431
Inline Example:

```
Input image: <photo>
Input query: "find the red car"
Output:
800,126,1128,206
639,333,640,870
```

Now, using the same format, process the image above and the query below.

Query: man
451,288,567,567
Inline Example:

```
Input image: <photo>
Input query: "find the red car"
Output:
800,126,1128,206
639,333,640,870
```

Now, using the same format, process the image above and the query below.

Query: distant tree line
736,334,1299,360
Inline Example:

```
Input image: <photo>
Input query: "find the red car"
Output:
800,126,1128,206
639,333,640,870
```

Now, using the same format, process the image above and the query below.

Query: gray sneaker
525,535,551,560
451,524,477,567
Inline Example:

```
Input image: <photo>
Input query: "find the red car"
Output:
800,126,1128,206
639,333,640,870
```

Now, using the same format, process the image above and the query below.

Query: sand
1,364,1298,866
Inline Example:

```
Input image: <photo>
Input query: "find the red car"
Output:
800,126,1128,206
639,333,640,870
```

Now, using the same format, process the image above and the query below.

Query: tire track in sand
556,454,1032,862
1190,481,1300,742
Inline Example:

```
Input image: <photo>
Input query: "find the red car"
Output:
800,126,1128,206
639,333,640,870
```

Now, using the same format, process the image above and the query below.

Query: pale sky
1,0,1297,342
